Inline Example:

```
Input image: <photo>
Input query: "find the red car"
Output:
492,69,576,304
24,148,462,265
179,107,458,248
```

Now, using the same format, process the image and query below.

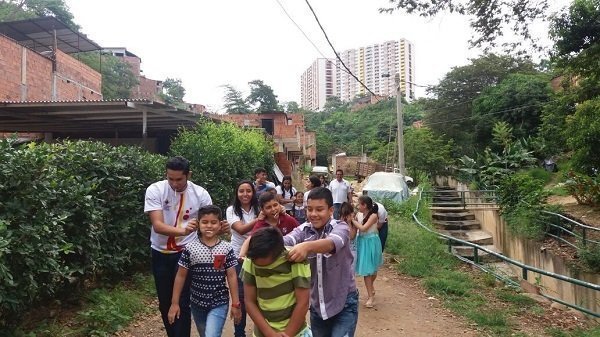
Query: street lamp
382,73,405,175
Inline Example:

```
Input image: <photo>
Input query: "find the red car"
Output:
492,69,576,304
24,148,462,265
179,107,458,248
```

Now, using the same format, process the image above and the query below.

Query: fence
415,188,600,317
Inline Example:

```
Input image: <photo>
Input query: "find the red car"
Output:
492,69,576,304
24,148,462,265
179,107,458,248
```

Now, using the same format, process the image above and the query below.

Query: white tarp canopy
362,172,410,203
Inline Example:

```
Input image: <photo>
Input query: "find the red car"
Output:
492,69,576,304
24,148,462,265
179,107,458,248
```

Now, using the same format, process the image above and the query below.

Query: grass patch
547,327,600,337
494,288,537,307
9,274,155,337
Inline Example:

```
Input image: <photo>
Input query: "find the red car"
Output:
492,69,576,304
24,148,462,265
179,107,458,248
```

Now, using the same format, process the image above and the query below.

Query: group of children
166,168,384,337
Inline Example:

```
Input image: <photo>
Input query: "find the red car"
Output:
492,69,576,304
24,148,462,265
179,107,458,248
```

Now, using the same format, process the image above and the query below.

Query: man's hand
183,219,198,235
167,304,180,324
287,242,311,262
220,220,231,235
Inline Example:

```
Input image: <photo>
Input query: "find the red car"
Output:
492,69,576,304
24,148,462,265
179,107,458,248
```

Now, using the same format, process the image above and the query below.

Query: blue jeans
191,304,228,337
378,221,388,252
152,249,191,337
234,262,247,336
310,290,358,337
333,203,342,220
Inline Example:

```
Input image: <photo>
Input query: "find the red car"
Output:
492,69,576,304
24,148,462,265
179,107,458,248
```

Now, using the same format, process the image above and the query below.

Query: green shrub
579,245,600,273
497,172,556,238
0,139,164,326
565,171,600,206
169,122,274,208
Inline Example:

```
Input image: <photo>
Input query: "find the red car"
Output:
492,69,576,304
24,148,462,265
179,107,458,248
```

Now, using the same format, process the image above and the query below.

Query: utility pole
395,73,405,175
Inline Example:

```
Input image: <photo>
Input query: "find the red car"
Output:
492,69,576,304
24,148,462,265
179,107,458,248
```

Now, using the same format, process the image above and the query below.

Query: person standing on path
284,187,358,337
374,201,388,252
354,196,383,308
168,205,242,336
226,180,262,337
275,175,296,215
253,168,275,197
144,156,228,337
328,169,352,220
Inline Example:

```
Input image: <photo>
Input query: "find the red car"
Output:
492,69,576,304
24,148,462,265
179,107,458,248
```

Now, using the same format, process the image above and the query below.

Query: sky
65,0,568,112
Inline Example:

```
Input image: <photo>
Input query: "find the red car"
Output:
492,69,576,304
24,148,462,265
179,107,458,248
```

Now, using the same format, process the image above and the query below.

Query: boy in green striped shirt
241,227,312,337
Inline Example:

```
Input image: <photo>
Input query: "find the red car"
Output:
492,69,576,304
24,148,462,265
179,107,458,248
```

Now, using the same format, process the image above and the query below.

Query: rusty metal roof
0,17,101,54
0,99,207,135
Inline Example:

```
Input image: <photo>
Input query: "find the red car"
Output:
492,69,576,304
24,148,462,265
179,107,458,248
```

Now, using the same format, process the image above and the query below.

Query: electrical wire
422,102,548,126
303,0,378,98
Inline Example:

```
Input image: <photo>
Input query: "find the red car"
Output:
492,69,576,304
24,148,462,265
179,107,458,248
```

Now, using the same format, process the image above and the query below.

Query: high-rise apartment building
300,58,336,111
336,39,415,102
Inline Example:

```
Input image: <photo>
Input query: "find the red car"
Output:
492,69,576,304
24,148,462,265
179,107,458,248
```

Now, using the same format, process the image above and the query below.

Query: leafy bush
566,96,600,175
169,121,274,208
497,172,557,238
579,245,600,273
564,171,600,206
0,139,164,326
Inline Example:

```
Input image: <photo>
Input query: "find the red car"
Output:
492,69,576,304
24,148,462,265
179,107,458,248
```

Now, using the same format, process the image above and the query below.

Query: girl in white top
225,180,264,336
303,175,322,206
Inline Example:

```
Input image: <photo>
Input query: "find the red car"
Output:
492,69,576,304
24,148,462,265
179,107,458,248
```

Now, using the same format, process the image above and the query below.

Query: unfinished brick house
211,112,316,176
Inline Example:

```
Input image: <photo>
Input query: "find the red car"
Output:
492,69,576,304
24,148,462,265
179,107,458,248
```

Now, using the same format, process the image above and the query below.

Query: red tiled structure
211,112,316,176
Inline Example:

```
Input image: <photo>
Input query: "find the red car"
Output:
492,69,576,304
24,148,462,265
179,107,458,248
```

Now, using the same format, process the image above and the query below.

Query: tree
550,0,600,78
246,80,279,112
472,73,552,146
423,54,537,155
221,84,250,114
0,0,79,30
322,96,348,113
160,78,186,107
77,52,138,99
380,0,549,51
566,97,600,174
285,101,300,113
404,127,454,177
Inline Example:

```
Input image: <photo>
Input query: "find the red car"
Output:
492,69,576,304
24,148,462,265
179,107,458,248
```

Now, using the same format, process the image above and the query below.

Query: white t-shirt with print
144,180,212,253
226,205,258,257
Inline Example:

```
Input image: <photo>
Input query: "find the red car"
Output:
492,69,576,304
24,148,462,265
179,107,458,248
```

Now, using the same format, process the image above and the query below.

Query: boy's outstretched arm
244,284,283,337
284,287,310,337
167,266,188,324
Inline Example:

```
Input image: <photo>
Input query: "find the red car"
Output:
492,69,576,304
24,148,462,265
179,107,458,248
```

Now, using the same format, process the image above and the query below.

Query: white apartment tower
300,58,336,111
336,39,415,102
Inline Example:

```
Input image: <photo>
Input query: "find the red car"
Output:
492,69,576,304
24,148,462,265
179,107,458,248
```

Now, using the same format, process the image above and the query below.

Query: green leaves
169,121,274,209
0,140,164,326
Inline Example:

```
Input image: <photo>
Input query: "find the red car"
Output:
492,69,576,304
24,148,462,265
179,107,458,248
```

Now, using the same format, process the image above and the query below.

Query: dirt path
115,264,477,337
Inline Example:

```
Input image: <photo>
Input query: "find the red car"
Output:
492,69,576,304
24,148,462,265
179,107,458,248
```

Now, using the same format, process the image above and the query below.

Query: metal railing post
473,247,479,264
461,191,466,210
522,267,528,281
582,228,587,247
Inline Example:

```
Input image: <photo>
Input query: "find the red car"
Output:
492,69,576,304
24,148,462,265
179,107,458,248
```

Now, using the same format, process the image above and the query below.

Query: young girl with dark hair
354,195,383,308
225,180,263,337
275,175,296,215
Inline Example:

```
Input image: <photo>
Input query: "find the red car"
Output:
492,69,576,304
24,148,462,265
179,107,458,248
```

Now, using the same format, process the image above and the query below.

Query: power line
422,102,548,127
273,0,328,60
303,0,378,98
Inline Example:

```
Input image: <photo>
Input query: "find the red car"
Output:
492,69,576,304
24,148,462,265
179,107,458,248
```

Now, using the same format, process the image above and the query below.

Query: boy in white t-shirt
144,156,228,337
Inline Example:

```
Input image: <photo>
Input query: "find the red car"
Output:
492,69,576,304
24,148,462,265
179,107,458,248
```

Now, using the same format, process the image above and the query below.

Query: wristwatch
231,302,241,308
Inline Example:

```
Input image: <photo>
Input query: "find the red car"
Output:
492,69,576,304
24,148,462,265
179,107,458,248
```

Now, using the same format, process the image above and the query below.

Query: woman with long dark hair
354,195,383,308
225,180,263,336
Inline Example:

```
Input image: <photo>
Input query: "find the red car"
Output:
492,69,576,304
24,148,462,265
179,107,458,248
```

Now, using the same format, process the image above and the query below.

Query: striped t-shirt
241,250,311,336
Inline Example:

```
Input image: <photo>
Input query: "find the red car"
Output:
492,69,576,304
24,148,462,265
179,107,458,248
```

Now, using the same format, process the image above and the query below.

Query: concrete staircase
430,187,501,263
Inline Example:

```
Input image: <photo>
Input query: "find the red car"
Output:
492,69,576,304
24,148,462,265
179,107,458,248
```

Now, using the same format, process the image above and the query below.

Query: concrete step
440,229,494,245
452,245,502,263
433,219,481,230
432,212,475,221
431,201,464,207
434,186,456,191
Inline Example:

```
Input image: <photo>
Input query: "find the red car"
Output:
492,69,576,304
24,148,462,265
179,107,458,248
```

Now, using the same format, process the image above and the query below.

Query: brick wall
0,34,102,101
134,76,162,100
55,50,102,100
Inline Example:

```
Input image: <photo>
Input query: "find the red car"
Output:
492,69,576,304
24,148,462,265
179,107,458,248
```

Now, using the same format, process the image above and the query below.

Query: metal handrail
412,188,600,318
542,210,600,248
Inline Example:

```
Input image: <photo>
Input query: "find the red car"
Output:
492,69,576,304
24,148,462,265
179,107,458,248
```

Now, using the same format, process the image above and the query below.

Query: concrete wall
445,178,600,315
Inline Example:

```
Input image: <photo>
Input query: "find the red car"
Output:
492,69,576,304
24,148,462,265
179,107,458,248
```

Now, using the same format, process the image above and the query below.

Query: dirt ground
114,264,478,337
